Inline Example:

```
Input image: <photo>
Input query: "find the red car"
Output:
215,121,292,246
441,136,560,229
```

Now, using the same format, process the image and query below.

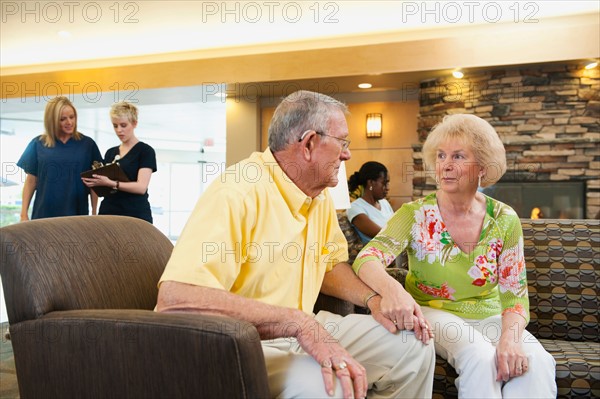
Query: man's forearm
157,281,313,340
320,262,379,308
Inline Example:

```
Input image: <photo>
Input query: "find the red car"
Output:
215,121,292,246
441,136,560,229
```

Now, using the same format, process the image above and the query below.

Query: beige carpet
0,323,19,399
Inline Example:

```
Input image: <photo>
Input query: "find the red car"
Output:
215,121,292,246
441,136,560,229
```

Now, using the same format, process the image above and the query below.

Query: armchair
0,215,270,398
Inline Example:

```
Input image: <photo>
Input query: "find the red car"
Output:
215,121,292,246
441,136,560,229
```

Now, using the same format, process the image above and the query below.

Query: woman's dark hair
348,161,388,192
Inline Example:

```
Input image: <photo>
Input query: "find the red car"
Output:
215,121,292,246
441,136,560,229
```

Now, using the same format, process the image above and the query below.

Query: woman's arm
351,214,383,238
357,260,431,343
20,174,37,221
115,167,152,195
82,167,153,195
496,312,528,381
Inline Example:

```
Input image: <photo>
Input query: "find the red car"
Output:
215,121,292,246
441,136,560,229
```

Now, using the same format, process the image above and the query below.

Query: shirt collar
262,148,325,217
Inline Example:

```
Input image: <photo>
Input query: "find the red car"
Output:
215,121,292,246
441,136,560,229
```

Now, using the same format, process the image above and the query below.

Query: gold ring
321,359,332,368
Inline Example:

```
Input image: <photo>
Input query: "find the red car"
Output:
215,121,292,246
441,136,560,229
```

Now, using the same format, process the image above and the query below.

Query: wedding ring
393,319,398,325
321,359,332,368
516,367,522,372
334,361,347,371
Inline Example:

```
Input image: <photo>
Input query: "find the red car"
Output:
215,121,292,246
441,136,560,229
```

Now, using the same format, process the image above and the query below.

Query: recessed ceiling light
585,61,598,70
358,83,372,89
57,31,71,39
452,70,464,79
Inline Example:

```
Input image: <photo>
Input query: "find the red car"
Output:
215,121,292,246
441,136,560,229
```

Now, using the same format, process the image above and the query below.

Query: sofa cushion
540,339,600,398
522,219,600,342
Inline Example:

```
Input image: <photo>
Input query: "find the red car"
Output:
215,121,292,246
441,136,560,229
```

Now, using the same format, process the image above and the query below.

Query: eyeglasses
298,130,351,151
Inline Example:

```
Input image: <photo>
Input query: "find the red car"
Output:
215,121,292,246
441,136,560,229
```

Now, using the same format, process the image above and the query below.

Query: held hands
376,288,433,344
295,316,367,399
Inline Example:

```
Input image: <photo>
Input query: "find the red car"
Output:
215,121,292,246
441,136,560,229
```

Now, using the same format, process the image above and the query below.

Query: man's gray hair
268,90,348,152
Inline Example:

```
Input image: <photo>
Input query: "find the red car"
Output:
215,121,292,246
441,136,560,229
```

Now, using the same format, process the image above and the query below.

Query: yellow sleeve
159,184,255,291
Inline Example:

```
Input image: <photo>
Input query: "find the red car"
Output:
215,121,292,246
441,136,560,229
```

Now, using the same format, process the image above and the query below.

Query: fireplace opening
482,181,585,219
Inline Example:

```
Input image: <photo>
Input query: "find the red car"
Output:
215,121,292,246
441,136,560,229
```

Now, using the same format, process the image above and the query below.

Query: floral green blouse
353,193,529,321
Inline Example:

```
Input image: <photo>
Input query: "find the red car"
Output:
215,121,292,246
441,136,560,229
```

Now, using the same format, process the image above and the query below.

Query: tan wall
260,100,419,210
226,98,260,166
345,102,419,210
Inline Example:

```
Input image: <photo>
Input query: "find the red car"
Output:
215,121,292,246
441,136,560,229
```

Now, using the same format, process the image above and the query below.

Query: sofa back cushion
0,215,174,325
522,218,599,342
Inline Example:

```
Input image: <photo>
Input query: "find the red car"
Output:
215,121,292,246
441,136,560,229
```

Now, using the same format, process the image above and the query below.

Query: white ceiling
2,1,598,69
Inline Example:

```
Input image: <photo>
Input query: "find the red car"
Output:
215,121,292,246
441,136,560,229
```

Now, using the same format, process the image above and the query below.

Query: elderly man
157,90,435,398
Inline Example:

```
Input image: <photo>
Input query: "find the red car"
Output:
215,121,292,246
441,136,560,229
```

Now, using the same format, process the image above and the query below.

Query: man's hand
295,316,367,399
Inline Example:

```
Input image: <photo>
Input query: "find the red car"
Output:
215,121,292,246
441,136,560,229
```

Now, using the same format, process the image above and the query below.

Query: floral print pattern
502,303,527,319
357,245,396,267
410,205,459,264
352,193,529,321
498,237,527,297
467,238,502,286
418,281,456,300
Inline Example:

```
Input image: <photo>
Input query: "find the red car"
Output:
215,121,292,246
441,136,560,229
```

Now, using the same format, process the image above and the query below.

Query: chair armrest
10,309,270,399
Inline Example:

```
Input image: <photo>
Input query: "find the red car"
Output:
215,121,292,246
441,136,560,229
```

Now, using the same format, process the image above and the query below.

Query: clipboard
81,163,130,197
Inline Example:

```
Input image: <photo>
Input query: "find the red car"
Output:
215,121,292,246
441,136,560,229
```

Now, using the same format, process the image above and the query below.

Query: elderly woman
352,114,556,398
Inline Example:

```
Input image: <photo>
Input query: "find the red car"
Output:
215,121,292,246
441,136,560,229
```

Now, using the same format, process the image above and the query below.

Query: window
0,85,226,240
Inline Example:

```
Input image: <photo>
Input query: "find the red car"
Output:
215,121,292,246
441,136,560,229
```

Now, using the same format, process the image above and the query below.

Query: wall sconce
366,113,382,138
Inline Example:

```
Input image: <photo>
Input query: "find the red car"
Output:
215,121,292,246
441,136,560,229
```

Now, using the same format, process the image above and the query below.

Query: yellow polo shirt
159,148,348,313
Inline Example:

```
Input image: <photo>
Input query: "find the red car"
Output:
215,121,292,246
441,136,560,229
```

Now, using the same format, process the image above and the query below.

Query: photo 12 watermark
1,81,140,104
400,1,540,24
199,1,340,24
1,1,140,24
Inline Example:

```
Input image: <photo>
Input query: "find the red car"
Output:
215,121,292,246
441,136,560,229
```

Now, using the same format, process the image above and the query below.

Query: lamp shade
329,161,351,210
366,113,382,138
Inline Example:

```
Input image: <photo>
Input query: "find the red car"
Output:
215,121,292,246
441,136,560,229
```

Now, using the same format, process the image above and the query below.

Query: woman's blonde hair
422,114,506,188
110,101,138,124
40,96,81,147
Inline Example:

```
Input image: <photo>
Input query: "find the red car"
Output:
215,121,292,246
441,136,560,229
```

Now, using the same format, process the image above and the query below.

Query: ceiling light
585,61,598,70
452,70,464,79
57,31,71,39
358,83,372,89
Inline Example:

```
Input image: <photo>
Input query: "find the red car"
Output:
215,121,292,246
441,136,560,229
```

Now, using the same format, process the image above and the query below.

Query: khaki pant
263,310,436,398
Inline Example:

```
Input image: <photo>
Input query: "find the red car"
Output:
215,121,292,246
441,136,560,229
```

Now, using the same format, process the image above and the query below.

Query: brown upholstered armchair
0,215,271,398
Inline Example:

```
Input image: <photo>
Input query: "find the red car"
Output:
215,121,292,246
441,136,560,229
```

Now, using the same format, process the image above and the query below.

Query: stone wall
412,63,599,218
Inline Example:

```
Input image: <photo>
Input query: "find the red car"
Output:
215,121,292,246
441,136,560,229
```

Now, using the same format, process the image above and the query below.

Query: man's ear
300,131,316,161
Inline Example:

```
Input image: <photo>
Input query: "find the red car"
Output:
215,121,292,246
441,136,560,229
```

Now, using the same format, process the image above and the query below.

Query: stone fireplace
411,62,599,219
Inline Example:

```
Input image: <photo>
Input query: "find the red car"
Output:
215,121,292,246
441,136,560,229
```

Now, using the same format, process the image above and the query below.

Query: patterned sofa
338,213,600,399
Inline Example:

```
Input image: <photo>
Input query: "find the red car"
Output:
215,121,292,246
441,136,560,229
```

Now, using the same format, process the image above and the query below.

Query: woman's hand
82,174,114,188
496,312,528,381
496,336,528,381
357,260,433,343
378,285,433,344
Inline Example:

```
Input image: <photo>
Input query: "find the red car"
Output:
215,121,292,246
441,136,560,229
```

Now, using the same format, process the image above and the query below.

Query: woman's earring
478,175,482,188
369,186,373,191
